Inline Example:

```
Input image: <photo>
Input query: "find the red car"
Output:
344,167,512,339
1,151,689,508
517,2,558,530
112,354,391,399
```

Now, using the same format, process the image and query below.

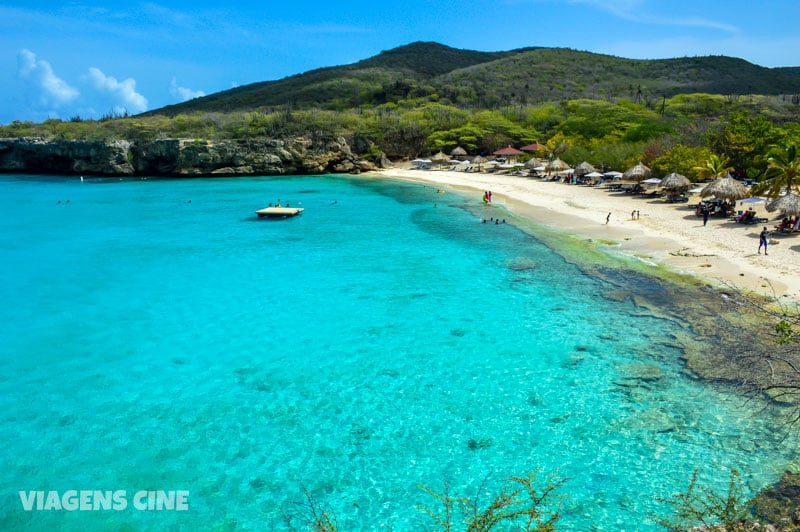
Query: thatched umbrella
700,174,748,201
450,146,467,159
471,155,487,171
766,192,800,215
431,151,450,168
623,162,652,181
660,172,692,191
525,157,546,169
573,161,597,176
545,158,570,173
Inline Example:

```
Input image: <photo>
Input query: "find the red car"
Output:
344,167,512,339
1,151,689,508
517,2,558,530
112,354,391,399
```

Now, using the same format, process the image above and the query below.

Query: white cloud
169,78,205,102
16,49,79,108
602,0,738,32
86,67,148,114
517,0,739,33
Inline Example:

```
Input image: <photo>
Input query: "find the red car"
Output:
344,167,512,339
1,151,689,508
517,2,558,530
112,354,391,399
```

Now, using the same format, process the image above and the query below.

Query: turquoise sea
0,173,797,530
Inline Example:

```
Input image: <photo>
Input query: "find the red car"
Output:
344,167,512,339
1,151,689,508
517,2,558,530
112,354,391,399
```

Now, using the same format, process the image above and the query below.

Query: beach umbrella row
412,155,768,210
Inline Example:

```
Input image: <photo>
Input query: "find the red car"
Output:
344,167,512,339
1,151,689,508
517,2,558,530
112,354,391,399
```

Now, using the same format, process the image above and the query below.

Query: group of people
697,200,732,225
775,216,800,233
560,174,600,185
476,183,779,256
736,209,757,223
757,216,800,255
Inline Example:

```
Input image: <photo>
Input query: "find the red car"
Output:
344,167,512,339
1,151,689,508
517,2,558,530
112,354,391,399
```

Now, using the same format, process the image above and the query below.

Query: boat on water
255,206,304,218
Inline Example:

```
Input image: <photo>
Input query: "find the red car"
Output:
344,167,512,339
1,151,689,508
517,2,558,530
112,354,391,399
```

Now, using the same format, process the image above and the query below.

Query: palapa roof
525,157,546,169
700,174,749,201
545,158,570,172
430,151,450,163
766,192,800,215
573,161,597,176
660,172,692,190
622,162,652,181
493,145,525,156
450,146,467,156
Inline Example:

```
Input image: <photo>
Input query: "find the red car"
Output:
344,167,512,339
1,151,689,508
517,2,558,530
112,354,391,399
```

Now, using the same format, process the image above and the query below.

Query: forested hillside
145,42,800,115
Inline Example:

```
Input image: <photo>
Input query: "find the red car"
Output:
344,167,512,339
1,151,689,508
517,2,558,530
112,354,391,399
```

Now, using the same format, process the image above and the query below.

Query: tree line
3,92,799,186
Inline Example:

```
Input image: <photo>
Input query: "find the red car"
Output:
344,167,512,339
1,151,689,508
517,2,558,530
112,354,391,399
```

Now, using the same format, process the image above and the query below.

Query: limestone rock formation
0,137,135,175
0,136,372,177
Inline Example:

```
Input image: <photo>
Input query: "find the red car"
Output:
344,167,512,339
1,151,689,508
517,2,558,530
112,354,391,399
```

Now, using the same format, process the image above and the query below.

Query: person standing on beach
758,227,769,255
702,205,709,226
606,212,611,224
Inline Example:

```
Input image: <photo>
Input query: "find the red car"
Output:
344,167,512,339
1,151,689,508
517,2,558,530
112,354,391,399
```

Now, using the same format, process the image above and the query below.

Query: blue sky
2,0,798,125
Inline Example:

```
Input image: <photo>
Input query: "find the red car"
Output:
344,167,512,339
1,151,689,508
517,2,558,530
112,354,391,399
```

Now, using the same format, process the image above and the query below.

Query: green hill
145,41,800,116
148,42,515,115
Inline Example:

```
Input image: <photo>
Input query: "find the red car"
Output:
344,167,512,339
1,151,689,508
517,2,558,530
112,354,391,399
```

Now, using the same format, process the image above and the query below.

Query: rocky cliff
0,136,384,176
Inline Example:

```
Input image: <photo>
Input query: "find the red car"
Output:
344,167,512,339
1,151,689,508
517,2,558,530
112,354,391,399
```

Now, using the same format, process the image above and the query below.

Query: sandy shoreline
374,166,800,303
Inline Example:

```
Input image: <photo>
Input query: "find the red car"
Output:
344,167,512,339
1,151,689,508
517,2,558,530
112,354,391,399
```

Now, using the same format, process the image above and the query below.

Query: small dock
255,206,304,218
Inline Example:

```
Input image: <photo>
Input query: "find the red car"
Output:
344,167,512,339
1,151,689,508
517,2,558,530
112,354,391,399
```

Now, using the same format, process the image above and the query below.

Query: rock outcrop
0,136,378,177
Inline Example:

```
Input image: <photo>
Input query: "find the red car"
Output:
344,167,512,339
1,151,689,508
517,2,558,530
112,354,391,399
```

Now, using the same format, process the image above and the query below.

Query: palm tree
751,142,800,199
693,153,734,181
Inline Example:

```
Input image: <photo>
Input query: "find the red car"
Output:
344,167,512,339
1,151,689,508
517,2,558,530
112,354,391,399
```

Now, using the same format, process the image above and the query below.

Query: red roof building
493,145,525,156
493,145,525,163
520,142,542,152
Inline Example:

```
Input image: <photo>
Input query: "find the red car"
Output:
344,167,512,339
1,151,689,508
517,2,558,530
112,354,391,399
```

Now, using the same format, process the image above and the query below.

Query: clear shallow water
0,174,796,530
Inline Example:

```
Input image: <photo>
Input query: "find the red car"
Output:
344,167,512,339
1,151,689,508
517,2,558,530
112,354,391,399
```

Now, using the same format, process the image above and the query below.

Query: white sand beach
376,166,800,303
